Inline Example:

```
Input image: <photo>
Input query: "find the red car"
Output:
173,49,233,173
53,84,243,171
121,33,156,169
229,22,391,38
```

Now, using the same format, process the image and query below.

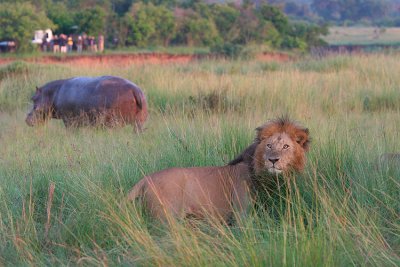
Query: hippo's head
26,87,53,126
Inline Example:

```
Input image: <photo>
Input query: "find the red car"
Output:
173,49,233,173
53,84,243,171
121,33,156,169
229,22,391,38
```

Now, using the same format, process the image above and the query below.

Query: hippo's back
55,76,141,111
53,76,147,128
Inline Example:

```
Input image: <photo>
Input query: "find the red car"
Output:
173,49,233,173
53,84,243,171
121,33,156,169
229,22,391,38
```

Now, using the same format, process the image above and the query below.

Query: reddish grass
0,52,291,66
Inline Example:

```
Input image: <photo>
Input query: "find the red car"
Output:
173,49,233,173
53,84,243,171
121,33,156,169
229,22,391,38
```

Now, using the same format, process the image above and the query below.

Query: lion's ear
255,122,274,141
255,126,264,142
296,128,310,151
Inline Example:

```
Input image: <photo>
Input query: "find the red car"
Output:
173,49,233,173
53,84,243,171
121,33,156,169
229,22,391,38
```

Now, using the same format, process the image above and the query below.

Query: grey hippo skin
26,76,148,131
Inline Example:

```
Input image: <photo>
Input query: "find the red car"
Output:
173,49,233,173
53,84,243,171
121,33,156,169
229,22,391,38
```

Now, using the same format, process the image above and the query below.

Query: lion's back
141,166,235,219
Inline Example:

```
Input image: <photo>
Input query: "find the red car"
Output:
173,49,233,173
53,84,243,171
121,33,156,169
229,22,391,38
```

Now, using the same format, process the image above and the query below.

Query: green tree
230,5,264,44
111,0,135,15
258,5,289,34
210,4,240,42
192,2,213,20
123,3,154,46
0,2,54,52
311,0,388,22
0,0,52,9
176,13,220,46
157,8,176,46
66,0,111,10
123,3,175,47
75,7,107,35
263,21,283,48
292,23,328,47
47,2,76,34
141,0,177,8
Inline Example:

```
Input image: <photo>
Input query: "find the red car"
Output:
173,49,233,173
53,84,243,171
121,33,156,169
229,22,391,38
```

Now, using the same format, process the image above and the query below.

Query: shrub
0,61,30,80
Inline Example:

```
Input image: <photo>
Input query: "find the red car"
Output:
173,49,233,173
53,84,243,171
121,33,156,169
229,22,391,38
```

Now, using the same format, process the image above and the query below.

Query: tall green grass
0,54,399,265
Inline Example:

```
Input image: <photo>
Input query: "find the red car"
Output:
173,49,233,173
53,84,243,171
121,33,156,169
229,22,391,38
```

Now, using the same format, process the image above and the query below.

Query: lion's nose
268,158,280,165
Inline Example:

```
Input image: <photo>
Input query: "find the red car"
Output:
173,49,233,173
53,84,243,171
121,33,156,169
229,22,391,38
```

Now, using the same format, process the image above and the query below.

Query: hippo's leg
132,110,147,133
87,113,98,126
132,121,144,133
62,117,74,128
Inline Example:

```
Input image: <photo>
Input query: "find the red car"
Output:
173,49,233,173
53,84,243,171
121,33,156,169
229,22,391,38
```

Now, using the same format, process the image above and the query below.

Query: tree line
270,0,397,26
0,0,328,53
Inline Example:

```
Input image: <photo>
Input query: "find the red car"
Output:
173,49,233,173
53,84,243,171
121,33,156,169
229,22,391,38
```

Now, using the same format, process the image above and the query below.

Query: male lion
128,118,310,222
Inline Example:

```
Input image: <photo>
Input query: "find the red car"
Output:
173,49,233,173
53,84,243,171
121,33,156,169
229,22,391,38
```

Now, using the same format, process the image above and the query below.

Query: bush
210,42,255,59
363,94,400,112
211,42,243,58
187,89,244,114
0,61,30,80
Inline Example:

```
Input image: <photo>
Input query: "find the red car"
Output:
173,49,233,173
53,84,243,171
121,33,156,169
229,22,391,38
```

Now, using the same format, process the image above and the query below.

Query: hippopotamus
26,76,148,131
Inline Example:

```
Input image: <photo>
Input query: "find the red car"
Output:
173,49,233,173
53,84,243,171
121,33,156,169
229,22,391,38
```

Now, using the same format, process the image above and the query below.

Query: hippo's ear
36,86,41,93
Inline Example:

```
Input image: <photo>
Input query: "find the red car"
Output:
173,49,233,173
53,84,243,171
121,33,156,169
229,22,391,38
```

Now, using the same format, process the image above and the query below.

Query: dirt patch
0,52,291,66
34,53,196,66
0,58,14,65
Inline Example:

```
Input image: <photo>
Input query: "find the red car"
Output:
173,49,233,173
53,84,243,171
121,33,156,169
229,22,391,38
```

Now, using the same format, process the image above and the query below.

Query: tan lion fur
128,117,310,222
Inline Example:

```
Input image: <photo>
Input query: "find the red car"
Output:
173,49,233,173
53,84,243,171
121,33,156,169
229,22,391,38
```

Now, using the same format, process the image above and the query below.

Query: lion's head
229,117,310,175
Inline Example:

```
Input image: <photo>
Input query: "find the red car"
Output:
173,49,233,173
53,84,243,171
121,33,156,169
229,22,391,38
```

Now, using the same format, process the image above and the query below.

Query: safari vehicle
32,29,53,44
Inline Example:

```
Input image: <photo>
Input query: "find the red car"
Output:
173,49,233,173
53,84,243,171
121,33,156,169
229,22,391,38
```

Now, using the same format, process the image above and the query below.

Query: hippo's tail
127,178,147,201
132,88,148,132
132,89,146,110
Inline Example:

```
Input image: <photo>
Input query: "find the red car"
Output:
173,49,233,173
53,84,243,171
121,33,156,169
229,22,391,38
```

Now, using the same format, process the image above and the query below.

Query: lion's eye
266,144,272,149
283,144,289,149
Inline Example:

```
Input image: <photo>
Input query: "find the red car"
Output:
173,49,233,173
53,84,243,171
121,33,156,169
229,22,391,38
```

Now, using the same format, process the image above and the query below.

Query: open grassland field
0,54,399,266
324,27,400,46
